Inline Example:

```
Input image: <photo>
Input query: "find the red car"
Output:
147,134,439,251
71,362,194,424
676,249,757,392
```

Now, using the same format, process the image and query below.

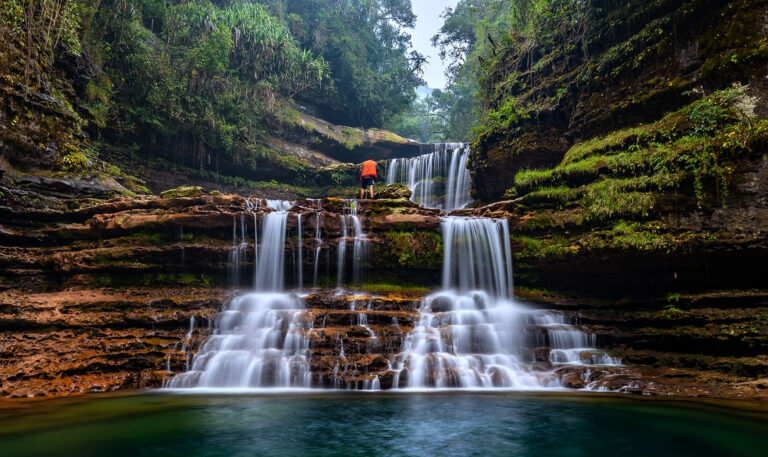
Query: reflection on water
0,393,767,457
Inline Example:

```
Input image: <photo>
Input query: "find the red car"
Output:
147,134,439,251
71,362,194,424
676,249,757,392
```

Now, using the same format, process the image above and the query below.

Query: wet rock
562,374,586,389
378,184,412,200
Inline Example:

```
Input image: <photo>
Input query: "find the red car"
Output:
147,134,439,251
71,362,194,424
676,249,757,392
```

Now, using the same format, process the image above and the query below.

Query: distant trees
262,0,425,127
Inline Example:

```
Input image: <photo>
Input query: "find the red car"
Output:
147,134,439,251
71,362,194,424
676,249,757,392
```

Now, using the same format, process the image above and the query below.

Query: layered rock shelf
1,189,767,399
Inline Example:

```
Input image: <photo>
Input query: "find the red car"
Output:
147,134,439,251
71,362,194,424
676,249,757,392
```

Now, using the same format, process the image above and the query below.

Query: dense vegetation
262,0,425,127
0,0,423,190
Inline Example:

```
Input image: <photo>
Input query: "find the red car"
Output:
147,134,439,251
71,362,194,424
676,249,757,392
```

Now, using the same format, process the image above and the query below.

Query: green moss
160,186,204,199
519,186,581,207
126,233,168,246
511,235,570,259
582,179,655,221
381,231,443,269
606,220,668,251
511,89,759,219
357,283,431,296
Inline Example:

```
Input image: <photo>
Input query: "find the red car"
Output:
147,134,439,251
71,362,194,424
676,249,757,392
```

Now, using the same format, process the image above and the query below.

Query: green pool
0,392,766,457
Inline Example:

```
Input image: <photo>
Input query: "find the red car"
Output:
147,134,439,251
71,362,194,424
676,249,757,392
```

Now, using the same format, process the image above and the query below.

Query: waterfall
254,212,288,292
350,202,368,287
336,201,368,290
228,215,249,288
385,143,472,211
166,293,312,389
266,200,293,211
442,217,514,298
392,216,620,389
313,207,322,288
297,214,303,289
168,201,315,389
171,198,619,391
336,214,347,289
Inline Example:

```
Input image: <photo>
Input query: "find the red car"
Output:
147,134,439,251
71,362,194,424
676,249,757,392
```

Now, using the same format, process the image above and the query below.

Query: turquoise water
1,392,767,457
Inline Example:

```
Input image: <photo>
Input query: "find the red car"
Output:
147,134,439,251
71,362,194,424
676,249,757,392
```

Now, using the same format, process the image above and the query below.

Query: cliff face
471,0,768,202
462,0,768,296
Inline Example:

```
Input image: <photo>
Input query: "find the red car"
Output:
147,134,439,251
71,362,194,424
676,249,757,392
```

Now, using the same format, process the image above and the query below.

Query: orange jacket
361,160,378,179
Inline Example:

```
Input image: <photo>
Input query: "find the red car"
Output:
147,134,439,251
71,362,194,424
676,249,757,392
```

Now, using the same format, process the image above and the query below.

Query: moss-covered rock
160,186,204,199
378,184,412,200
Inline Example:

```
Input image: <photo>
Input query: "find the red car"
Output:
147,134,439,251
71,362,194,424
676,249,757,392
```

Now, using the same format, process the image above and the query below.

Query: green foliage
58,145,92,171
263,0,424,127
607,221,667,251
383,92,449,143
474,96,529,140
80,0,332,184
358,283,431,296
512,89,758,215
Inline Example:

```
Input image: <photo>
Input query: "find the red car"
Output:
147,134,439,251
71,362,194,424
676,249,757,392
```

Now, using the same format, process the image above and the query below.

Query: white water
228,215,249,288
168,201,315,389
385,143,472,211
336,201,368,290
297,214,303,289
254,212,288,292
313,206,322,288
336,214,347,290
166,293,312,388
266,200,293,211
391,216,620,389
171,171,618,392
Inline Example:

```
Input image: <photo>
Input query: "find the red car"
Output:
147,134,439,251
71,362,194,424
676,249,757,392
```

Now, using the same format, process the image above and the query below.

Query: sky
410,0,460,89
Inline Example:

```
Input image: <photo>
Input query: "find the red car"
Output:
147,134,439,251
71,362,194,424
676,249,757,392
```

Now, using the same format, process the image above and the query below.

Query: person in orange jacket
359,159,378,199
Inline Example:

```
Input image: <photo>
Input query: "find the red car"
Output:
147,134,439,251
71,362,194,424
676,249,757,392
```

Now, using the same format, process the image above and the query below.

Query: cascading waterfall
350,203,368,287
296,214,303,288
336,201,368,290
392,216,620,390
336,214,347,290
228,215,249,288
313,205,322,288
167,202,314,389
385,143,472,211
170,162,618,392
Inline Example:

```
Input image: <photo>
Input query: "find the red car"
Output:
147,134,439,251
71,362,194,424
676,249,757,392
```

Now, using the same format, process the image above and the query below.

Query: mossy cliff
472,0,768,202
464,0,768,295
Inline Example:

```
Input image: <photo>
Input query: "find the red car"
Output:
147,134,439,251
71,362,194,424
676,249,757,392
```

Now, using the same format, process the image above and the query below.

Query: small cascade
266,200,293,211
336,213,347,290
336,201,368,290
442,216,514,298
254,212,288,291
168,200,314,389
228,215,249,288
392,216,619,389
296,214,303,289
313,203,323,288
246,199,260,286
166,293,312,389
350,202,368,287
385,143,472,211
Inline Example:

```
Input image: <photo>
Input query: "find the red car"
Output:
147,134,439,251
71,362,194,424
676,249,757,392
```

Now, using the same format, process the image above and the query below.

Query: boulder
378,184,412,200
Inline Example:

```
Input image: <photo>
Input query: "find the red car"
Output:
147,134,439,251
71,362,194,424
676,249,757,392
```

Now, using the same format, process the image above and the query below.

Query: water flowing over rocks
385,143,472,211
2,185,768,399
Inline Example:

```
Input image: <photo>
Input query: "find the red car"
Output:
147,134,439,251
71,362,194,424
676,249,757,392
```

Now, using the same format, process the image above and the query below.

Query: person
359,158,378,199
